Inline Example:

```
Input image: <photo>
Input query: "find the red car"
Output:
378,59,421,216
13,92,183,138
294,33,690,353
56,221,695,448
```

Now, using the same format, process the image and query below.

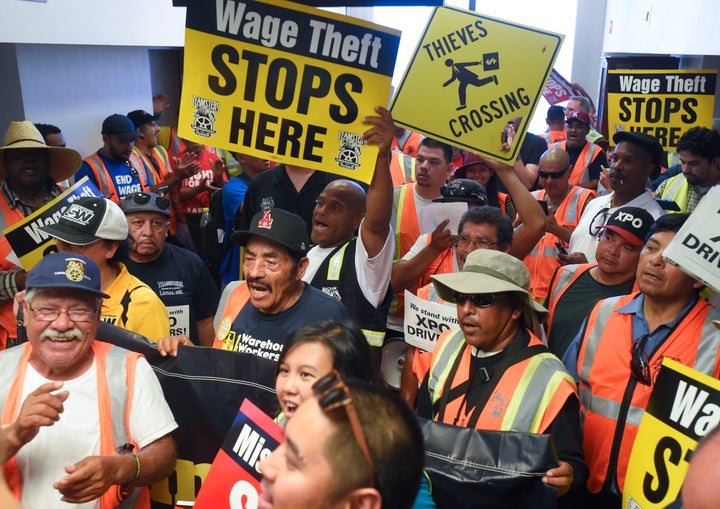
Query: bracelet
132,453,141,480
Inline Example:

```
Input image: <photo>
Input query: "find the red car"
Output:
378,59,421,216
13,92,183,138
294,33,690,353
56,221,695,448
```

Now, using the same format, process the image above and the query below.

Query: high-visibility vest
392,131,423,158
576,293,720,494
428,329,577,433
212,281,251,350
83,153,150,204
0,196,25,345
415,237,455,292
542,130,566,146
389,150,416,186
524,187,596,302
544,262,597,340
0,341,149,509
389,184,422,319
411,284,445,382
554,141,604,186
130,146,172,187
657,173,689,213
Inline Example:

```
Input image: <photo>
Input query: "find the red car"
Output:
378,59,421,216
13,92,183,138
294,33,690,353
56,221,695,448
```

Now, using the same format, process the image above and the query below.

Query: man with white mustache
0,252,178,509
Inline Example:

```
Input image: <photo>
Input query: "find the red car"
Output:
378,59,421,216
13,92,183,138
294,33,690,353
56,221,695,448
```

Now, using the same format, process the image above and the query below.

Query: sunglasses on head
538,169,567,179
128,192,170,211
630,334,652,385
452,291,496,308
313,371,375,488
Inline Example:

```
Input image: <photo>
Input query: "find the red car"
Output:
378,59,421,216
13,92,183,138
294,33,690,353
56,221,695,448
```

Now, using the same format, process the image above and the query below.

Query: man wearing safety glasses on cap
120,191,220,346
562,214,720,508
416,248,587,505
259,373,424,509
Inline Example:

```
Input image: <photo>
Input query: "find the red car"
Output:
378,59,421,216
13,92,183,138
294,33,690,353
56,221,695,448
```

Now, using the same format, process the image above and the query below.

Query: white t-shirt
304,221,394,309
568,190,666,262
16,356,177,509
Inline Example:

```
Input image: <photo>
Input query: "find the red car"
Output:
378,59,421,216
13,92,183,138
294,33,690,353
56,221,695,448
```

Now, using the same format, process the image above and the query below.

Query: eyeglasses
538,169,567,179
313,371,375,488
456,235,498,249
452,291,496,308
588,207,611,237
630,334,652,385
29,306,96,323
127,192,170,211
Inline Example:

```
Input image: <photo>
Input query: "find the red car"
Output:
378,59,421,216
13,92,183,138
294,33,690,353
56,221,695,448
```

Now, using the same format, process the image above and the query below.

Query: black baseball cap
598,206,655,246
101,114,141,142
434,179,488,205
230,208,309,255
121,191,171,218
40,197,129,245
613,131,664,178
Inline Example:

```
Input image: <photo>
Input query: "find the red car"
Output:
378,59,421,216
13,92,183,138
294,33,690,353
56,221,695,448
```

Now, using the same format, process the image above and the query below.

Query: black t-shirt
123,243,220,344
547,270,635,358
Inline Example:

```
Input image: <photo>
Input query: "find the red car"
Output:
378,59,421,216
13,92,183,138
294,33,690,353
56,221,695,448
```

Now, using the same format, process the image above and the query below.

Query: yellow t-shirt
101,263,170,342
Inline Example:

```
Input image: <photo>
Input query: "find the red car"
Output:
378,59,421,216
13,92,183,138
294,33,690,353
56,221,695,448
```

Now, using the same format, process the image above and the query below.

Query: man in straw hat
0,120,82,349
416,249,586,503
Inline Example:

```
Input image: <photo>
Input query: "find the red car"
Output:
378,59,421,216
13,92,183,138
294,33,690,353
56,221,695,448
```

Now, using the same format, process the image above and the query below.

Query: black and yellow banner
606,70,717,151
390,6,563,163
178,0,401,183
2,177,102,271
624,358,720,508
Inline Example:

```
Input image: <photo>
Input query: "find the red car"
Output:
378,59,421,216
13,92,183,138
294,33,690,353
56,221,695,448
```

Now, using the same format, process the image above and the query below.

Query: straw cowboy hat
0,120,82,182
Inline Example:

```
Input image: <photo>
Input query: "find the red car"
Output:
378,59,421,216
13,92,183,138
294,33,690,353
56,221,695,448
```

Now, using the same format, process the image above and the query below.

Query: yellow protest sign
607,70,717,151
390,7,563,163
624,358,720,508
1,177,102,271
178,0,400,184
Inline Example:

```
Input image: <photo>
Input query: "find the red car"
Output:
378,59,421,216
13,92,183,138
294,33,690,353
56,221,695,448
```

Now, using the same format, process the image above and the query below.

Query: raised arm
358,106,395,258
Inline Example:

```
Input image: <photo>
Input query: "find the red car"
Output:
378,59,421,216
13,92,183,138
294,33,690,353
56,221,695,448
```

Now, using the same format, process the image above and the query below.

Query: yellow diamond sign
390,7,563,163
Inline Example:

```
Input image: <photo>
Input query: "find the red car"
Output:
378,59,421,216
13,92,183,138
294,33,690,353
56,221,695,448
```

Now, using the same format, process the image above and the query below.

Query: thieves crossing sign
390,6,563,163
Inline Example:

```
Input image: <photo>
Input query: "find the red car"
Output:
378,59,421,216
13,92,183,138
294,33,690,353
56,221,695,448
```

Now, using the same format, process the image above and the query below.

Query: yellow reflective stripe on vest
659,174,688,213
578,296,622,383
428,330,466,403
501,353,576,432
362,329,385,348
579,388,646,427
393,185,409,261
326,243,350,281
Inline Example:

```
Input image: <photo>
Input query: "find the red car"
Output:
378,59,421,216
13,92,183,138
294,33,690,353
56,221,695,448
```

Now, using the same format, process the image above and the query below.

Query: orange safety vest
392,131,423,158
576,293,720,494
524,187,596,302
389,184,423,320
212,282,251,350
428,329,576,432
0,341,149,509
542,130,566,146
0,196,25,346
389,150,416,186
554,141,604,186
411,284,445,383
83,153,150,204
544,262,597,340
130,146,183,235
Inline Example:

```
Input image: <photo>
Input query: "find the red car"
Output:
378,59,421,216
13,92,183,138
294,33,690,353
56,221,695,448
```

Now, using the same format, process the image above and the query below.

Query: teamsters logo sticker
65,259,85,282
334,131,365,170
190,96,219,138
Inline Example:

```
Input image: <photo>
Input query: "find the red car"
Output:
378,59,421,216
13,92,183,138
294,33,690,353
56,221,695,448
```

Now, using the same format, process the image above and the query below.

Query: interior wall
16,44,154,158
0,44,26,133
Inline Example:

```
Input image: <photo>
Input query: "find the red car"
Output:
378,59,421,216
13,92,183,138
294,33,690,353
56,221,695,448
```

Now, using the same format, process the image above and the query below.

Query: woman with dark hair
274,320,378,423
273,320,436,509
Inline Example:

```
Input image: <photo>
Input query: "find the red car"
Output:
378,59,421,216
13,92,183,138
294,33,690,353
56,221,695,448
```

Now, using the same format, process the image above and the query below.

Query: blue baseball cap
26,253,110,298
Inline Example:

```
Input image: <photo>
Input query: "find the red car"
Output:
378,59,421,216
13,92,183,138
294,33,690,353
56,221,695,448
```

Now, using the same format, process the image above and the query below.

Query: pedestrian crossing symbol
390,6,563,163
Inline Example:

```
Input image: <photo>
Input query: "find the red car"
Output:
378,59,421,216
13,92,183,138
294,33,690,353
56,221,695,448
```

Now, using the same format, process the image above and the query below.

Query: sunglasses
452,291,496,308
538,169,567,179
313,371,375,488
588,207,611,237
630,334,652,385
128,192,170,211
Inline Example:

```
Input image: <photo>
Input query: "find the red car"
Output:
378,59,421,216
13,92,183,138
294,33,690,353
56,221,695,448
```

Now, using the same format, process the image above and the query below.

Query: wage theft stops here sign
624,359,720,508
178,0,400,183
606,69,716,152
390,6,563,163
